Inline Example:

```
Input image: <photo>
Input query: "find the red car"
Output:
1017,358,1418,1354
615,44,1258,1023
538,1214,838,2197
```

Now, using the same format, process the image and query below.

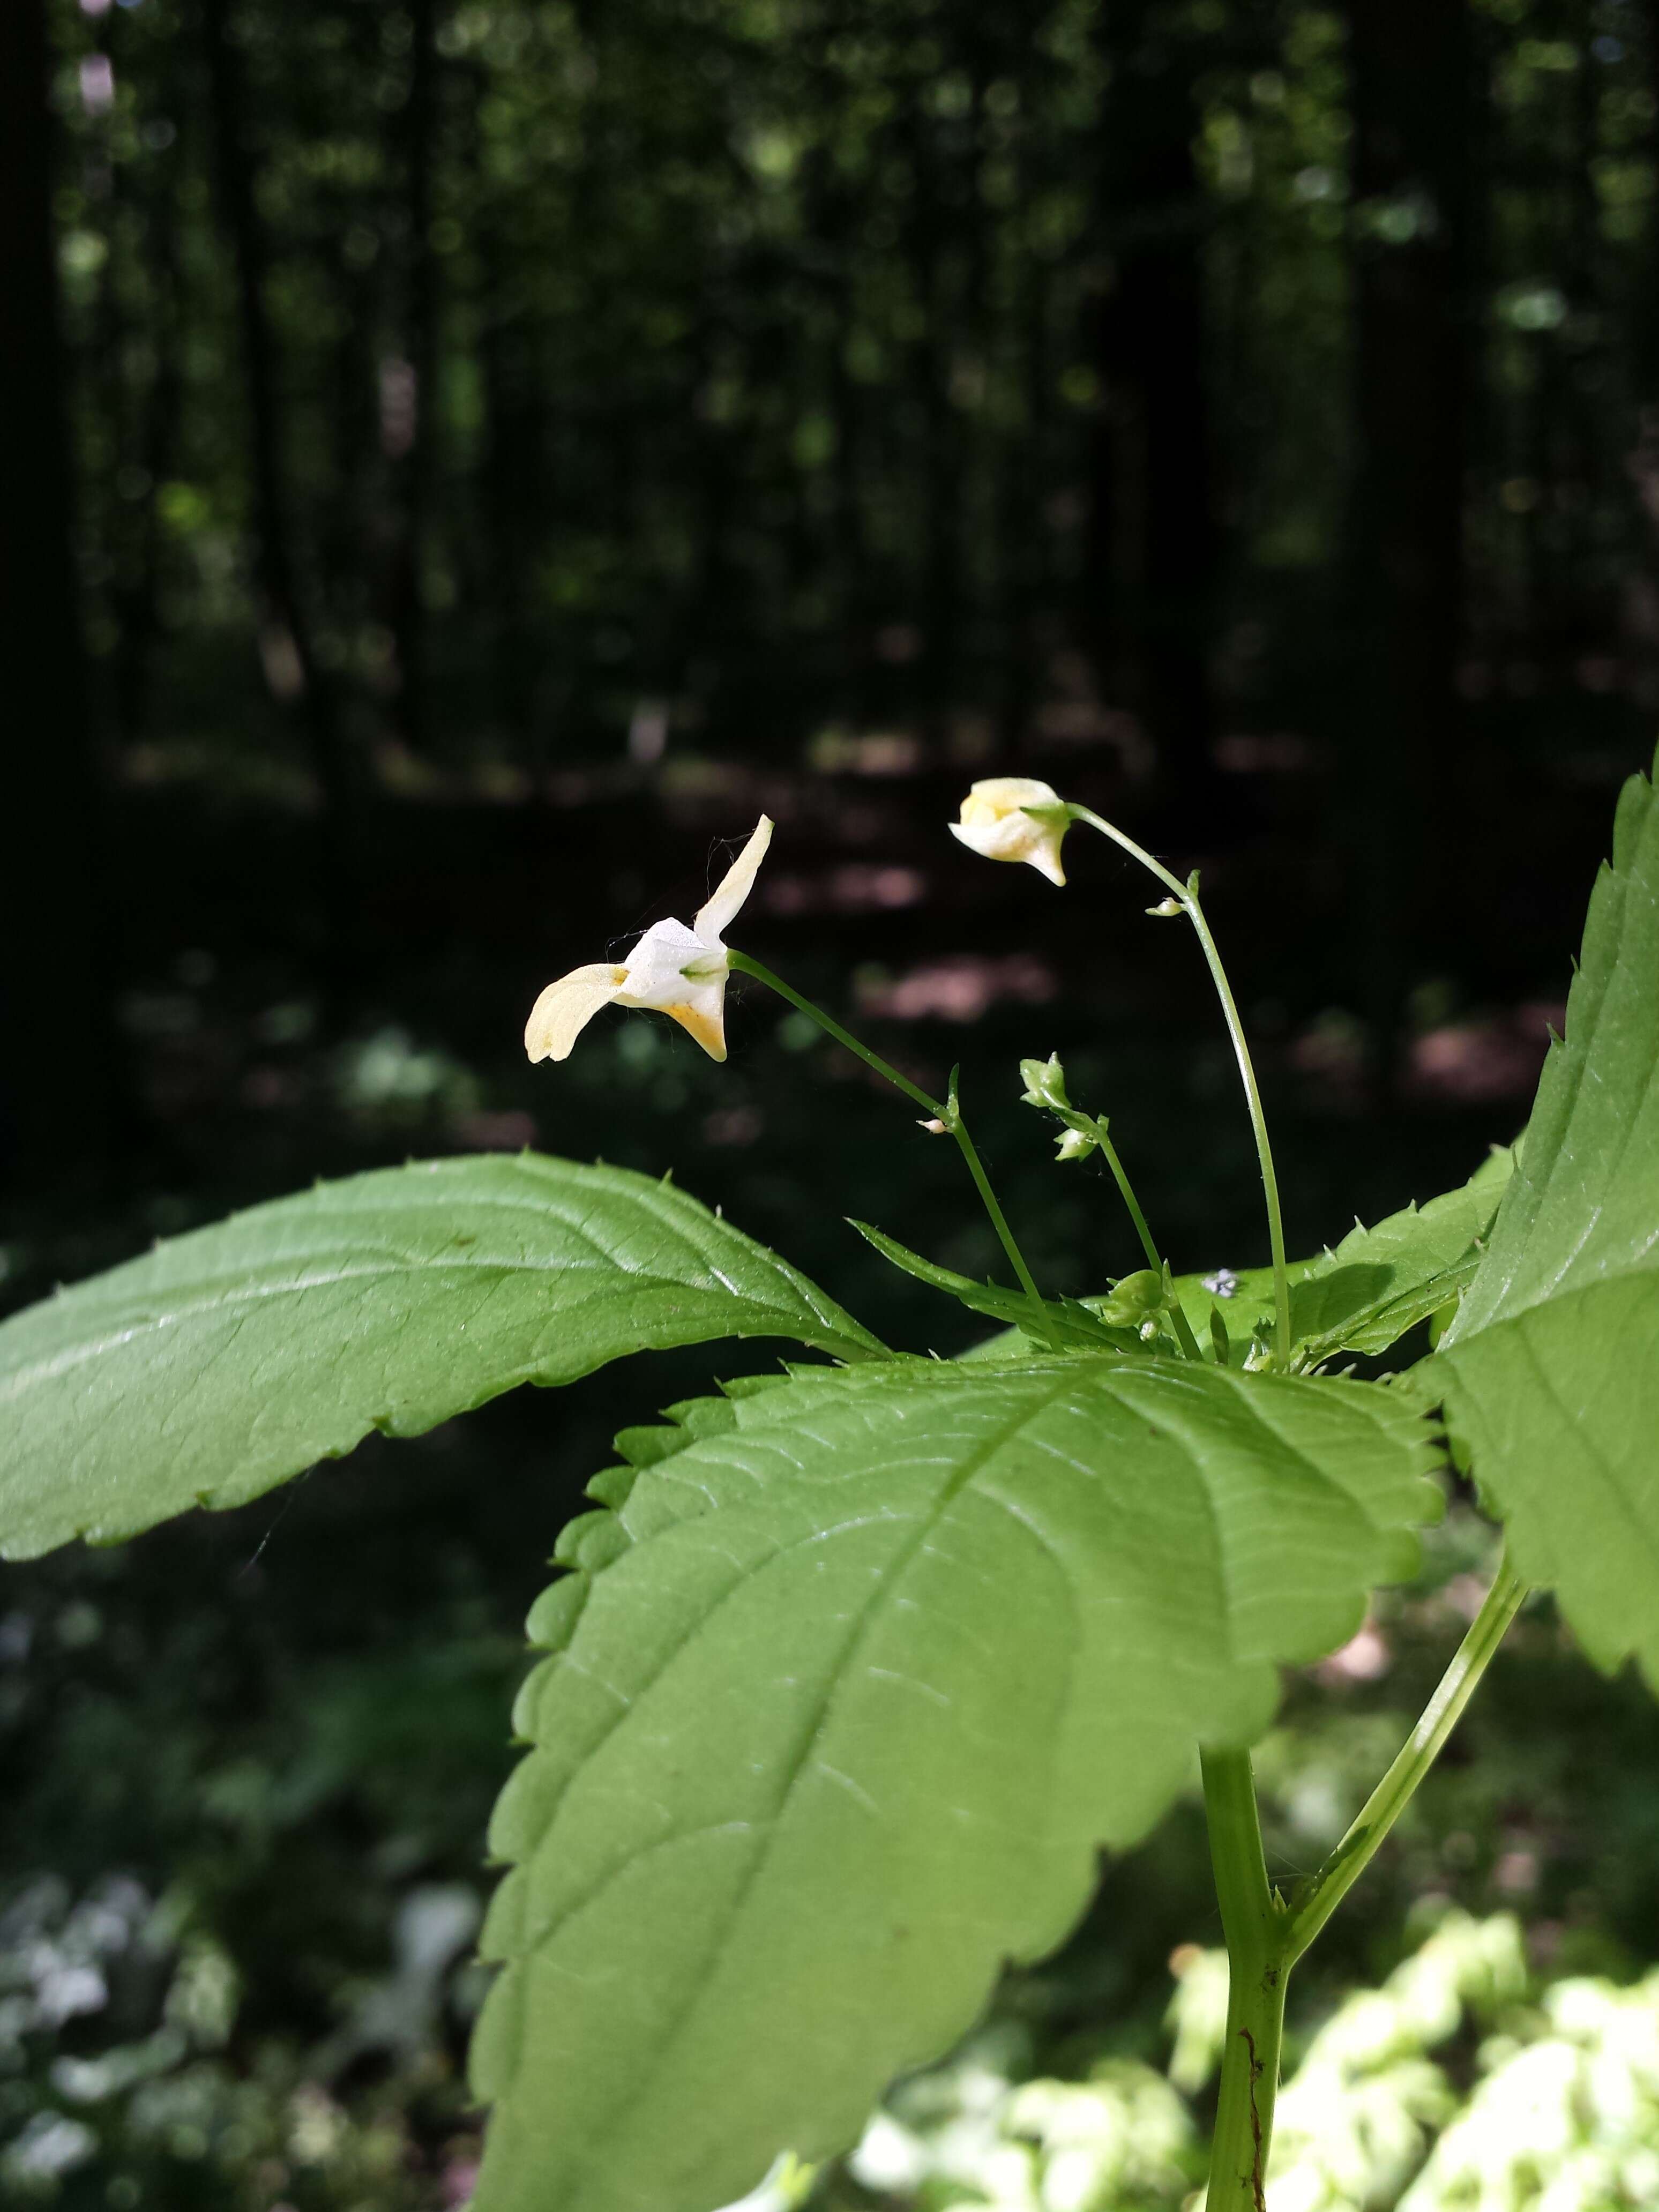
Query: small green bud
1146,896,1184,918
1054,1125,1098,1163
1096,1267,1168,1324
1019,1052,1071,1113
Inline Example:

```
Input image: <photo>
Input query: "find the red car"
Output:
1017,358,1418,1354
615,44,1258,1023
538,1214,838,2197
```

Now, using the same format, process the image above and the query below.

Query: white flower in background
949,778,1070,886
525,816,772,1065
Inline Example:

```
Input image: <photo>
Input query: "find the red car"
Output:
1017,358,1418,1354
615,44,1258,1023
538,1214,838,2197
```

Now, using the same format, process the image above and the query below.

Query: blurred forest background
3,0,1659,2203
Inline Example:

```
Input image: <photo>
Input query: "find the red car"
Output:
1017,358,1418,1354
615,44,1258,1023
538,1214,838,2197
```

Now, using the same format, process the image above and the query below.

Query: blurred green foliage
8,0,1659,2196
42,0,1659,768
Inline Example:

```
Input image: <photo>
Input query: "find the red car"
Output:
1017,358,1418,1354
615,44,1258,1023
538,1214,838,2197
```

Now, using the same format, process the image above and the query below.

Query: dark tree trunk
476,245,535,739
801,108,871,721
1090,0,1221,799
1343,0,1472,1090
109,44,185,751
200,0,357,962
0,0,117,1186
910,99,962,726
387,0,441,753
1632,0,1659,687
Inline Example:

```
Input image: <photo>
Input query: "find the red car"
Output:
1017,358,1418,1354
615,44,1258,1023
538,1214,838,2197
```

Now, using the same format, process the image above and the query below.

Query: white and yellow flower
949,777,1070,886
525,816,772,1065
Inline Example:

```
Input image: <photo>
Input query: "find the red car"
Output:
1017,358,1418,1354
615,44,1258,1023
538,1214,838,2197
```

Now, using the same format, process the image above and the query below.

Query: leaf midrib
511,1359,1373,2193
507,1374,1087,2193
0,1260,865,1401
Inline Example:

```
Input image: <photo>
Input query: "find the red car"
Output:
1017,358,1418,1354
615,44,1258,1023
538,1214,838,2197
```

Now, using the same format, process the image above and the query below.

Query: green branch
728,951,1062,1352
1282,1548,1528,1964
1063,807,1292,1364
1093,1130,1206,1362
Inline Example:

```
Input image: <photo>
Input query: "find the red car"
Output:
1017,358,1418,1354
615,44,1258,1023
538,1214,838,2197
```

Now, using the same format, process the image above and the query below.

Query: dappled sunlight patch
761,862,928,915
1314,1615,1393,1685
1289,1001,1566,1109
1404,1004,1563,1105
805,729,924,777
855,953,1058,1022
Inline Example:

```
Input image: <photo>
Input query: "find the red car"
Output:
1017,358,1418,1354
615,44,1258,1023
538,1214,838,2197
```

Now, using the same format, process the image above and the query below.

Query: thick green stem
1067,808,1292,1364
1282,1549,1528,1965
727,951,1062,1352
1195,1548,1527,2209
1201,1749,1289,2212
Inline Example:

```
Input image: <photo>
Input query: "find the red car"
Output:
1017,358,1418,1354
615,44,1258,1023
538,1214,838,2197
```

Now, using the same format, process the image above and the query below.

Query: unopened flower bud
918,1117,948,1136
1096,1268,1168,1325
1146,896,1184,918
1054,1126,1097,1163
1019,1052,1072,1112
950,778,1071,886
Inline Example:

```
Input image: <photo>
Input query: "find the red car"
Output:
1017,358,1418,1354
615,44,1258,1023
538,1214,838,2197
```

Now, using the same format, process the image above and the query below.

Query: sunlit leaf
1435,743,1659,1687
849,1219,1146,1352
0,1154,884,1559
470,1354,1440,2212
1283,1146,1518,1365
960,1147,1515,1371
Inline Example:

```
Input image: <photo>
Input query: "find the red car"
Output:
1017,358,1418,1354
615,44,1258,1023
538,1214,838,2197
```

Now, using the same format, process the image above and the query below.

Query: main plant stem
1067,808,1291,1363
1199,1546,1527,2207
727,951,1061,1351
1202,1750,1288,2212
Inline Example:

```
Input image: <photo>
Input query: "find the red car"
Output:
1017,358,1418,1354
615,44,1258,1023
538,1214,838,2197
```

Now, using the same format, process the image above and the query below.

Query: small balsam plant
2,752,1656,2212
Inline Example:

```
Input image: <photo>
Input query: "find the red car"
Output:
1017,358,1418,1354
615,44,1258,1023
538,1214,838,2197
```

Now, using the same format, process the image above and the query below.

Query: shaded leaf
1287,1148,1518,1364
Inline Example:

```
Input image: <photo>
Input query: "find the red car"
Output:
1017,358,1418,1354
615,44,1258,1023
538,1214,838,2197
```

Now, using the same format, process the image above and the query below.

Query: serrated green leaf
0,1154,885,1559
1434,743,1659,1687
1288,1151,1518,1363
470,1355,1440,2212
849,1220,1144,1353
959,1146,1515,1371
1177,1155,1514,1365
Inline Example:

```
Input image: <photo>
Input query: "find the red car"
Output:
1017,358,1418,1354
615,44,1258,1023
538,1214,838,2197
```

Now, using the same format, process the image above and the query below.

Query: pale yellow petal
524,965,627,1063
660,999,728,1062
958,776,1061,828
694,814,774,943
949,810,1065,884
